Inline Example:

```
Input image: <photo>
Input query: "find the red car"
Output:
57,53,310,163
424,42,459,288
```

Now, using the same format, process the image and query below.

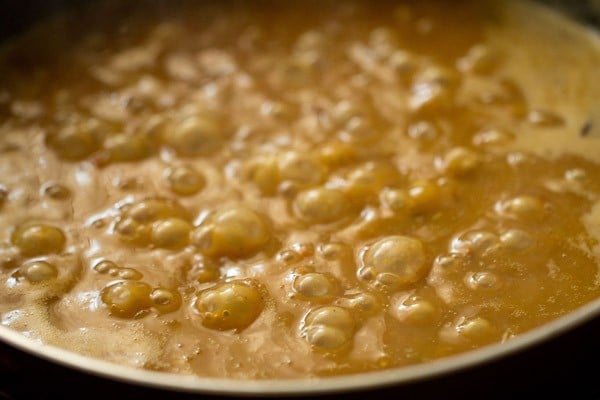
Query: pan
0,1,599,398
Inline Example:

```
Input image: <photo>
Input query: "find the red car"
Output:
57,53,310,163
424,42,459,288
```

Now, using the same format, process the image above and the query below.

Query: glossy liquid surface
0,0,599,379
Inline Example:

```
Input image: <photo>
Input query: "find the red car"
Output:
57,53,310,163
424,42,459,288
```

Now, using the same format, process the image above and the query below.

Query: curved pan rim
2,296,600,396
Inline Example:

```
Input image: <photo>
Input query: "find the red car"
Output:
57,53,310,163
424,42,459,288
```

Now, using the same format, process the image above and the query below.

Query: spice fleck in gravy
0,0,599,379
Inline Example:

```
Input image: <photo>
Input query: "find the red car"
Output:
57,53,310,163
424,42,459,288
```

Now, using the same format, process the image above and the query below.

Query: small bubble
467,271,498,289
118,268,143,280
93,260,117,274
278,249,300,264
42,183,71,200
527,109,565,127
20,260,58,283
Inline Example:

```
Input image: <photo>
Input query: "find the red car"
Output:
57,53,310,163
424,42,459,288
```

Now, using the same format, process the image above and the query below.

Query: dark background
1,1,600,399
2,317,600,399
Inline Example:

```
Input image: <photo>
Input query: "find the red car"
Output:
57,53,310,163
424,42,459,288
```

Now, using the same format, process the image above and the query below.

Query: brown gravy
0,0,599,379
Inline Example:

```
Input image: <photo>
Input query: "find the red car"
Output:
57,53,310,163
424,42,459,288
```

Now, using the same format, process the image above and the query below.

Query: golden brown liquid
0,0,599,379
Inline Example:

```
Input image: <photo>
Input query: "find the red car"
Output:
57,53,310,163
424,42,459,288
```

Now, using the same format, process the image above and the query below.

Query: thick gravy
0,0,599,379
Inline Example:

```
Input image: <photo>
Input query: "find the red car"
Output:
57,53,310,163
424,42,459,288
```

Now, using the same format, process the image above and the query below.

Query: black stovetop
1,316,600,400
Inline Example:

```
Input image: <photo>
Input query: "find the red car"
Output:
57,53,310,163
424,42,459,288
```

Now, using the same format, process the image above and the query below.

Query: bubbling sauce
0,0,600,379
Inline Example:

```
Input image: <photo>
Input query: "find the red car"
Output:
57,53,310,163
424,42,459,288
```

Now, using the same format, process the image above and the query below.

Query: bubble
42,183,71,200
93,260,118,274
304,306,354,332
164,115,224,156
114,217,151,246
500,229,533,250
194,281,264,330
304,325,349,350
293,272,338,302
497,196,545,219
128,198,189,224
19,260,58,283
392,296,436,324
441,147,481,177
456,316,495,340
46,124,101,161
165,165,206,196
117,268,143,280
150,288,182,314
191,207,270,258
101,281,153,319
302,306,355,351
295,187,351,223
346,293,380,316
151,218,192,249
451,230,499,256
105,134,152,162
278,152,325,186
12,224,66,257
360,236,427,290
466,271,498,290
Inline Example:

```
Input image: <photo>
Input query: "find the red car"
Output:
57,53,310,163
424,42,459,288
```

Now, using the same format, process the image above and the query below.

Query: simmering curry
0,0,599,379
